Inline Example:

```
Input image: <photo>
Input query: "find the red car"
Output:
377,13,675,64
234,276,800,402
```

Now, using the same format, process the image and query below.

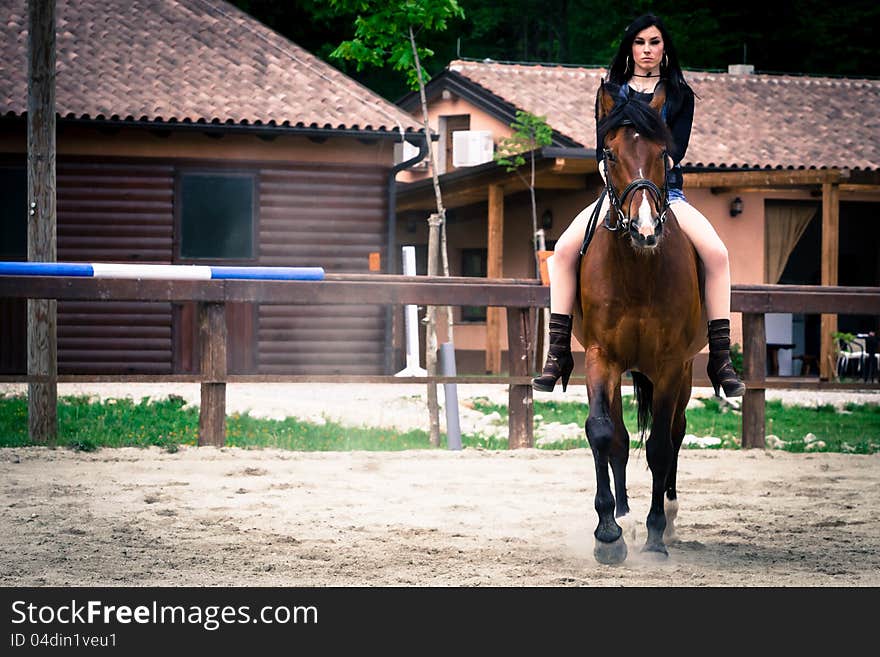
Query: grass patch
0,395,436,452
0,393,877,454
471,396,880,454
226,412,432,451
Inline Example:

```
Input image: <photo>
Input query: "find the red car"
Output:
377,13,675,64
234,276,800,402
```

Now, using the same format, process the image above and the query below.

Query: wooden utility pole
27,0,58,444
486,184,504,373
819,182,840,380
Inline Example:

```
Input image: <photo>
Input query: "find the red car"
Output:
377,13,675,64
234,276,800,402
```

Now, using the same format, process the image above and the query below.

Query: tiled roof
447,60,880,170
0,0,420,134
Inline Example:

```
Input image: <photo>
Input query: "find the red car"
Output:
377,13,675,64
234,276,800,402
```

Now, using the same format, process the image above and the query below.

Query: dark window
0,168,27,259
179,172,255,260
461,248,487,322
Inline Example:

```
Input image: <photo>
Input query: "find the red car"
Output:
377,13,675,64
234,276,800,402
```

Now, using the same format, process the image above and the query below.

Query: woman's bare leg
534,194,607,393
549,195,608,314
672,200,744,396
670,200,730,320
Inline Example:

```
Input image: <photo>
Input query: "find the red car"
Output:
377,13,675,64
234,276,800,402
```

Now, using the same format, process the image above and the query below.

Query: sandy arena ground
1,383,879,586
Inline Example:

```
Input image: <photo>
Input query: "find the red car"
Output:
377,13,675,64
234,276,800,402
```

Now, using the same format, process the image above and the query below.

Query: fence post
506,306,534,448
27,0,57,445
198,302,227,447
742,312,766,449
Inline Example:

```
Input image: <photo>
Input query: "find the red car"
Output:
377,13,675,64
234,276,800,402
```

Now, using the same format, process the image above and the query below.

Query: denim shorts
667,187,687,204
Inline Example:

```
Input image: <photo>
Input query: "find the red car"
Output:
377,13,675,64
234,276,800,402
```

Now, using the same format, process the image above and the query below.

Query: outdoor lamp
729,197,743,217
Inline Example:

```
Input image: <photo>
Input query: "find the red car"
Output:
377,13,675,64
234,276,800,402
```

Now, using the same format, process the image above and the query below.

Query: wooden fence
1,275,878,448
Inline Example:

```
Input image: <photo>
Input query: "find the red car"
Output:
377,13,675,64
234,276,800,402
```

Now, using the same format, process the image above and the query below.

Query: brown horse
574,81,707,564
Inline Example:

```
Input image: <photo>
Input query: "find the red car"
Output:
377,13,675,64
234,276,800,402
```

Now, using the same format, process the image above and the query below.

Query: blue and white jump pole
0,261,325,281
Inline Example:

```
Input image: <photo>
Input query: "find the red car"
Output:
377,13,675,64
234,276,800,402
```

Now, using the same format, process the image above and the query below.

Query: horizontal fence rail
2,274,879,448
1,273,546,448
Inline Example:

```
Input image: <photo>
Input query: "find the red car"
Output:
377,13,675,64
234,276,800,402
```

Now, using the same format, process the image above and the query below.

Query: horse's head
597,81,672,250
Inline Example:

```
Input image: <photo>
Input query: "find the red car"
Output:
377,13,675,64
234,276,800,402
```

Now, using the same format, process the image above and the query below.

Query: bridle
578,113,673,256
601,144,670,233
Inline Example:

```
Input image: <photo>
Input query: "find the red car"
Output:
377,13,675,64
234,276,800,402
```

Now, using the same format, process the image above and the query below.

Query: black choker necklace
631,72,657,77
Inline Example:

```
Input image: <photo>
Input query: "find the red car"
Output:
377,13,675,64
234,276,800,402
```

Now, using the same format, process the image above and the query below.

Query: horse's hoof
594,536,628,565
641,542,669,559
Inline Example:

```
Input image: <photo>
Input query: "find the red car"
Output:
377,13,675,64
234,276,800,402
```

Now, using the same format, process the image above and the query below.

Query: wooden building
396,60,880,378
0,0,423,376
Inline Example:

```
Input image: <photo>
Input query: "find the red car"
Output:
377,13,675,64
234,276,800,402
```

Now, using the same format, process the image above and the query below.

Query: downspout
384,133,430,374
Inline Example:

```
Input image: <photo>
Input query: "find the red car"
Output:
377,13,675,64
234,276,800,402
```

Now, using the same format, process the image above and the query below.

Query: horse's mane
596,82,674,151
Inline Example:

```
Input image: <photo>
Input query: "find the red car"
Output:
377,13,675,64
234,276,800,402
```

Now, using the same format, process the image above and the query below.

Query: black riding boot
532,313,575,393
707,318,745,398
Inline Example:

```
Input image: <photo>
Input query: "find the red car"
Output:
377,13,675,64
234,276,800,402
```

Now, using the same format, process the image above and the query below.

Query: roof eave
397,70,583,149
396,145,597,197
1,113,425,141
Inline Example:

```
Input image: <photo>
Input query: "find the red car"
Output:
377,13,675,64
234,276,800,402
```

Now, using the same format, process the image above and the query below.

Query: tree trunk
410,26,453,446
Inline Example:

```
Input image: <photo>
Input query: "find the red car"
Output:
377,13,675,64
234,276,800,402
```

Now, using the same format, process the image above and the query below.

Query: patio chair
837,338,864,378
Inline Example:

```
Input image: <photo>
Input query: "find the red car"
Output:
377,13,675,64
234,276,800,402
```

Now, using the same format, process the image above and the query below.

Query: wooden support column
27,0,57,445
742,312,766,449
486,184,504,373
819,182,840,380
507,306,534,448
198,302,227,447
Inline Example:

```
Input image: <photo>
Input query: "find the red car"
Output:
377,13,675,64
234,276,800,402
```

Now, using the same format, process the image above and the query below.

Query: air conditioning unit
452,130,493,167
393,140,426,167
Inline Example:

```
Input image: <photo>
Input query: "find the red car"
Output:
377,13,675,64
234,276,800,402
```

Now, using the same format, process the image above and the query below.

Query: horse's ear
598,80,616,120
650,81,667,114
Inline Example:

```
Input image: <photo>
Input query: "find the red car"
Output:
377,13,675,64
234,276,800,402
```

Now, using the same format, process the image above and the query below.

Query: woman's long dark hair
605,14,693,113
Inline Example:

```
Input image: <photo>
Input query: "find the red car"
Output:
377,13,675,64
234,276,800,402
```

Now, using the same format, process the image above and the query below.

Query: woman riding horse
532,13,745,400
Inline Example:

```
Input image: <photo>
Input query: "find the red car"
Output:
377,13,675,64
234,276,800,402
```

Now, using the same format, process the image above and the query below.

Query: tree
494,110,553,370
495,110,553,272
328,0,465,447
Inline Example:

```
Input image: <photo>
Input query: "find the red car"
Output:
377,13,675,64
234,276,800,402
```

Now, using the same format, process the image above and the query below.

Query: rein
601,147,671,233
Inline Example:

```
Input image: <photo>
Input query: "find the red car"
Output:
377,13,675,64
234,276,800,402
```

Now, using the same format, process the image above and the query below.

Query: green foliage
729,342,743,376
0,395,435,452
327,0,465,90
1,394,877,454
494,110,553,171
231,1,880,103
833,331,856,346
470,396,880,453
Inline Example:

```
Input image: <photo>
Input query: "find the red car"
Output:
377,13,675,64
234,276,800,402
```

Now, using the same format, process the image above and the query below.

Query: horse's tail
630,371,653,444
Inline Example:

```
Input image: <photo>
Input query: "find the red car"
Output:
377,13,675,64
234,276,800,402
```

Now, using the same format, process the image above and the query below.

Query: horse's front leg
644,386,678,557
664,365,693,544
609,383,631,520
584,348,627,564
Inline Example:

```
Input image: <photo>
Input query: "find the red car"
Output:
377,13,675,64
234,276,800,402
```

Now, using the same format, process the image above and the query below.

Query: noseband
602,146,670,233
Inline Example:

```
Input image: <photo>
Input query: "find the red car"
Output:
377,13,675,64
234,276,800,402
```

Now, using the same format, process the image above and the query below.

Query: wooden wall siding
259,165,386,270
56,161,175,373
259,304,386,375
58,301,172,374
257,164,388,374
2,159,391,375
57,161,174,261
